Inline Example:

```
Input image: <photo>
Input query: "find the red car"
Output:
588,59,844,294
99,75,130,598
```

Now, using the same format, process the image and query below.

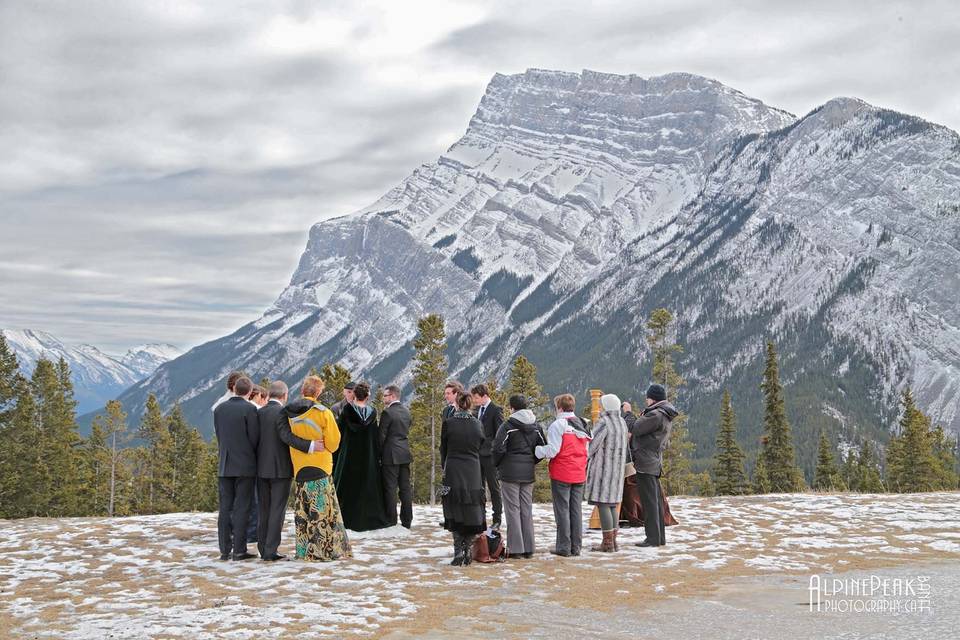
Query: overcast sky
2,0,957,354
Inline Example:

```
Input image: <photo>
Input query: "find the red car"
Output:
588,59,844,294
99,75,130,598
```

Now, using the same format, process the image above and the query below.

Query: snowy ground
1,492,958,639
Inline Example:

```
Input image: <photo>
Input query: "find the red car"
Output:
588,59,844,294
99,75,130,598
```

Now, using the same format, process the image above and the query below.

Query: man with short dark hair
470,383,504,528
442,381,462,420
212,370,244,412
214,376,260,560
379,384,413,528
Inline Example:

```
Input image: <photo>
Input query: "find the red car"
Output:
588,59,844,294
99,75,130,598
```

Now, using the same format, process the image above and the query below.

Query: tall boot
450,533,464,566
590,530,615,552
461,535,475,566
612,529,620,552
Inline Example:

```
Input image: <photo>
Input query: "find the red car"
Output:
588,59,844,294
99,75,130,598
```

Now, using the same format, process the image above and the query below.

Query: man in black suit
256,380,310,561
470,383,504,528
214,376,260,560
379,384,413,528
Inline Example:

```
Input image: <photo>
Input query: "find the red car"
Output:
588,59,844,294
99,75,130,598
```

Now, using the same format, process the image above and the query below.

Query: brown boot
612,529,619,552
590,530,615,552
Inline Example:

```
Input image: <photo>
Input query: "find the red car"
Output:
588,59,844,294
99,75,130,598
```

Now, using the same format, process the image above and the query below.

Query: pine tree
759,342,805,492
319,363,352,408
886,389,939,492
930,425,960,490
166,404,207,511
0,375,47,517
0,335,23,515
484,375,509,409
135,394,175,513
854,440,885,493
81,421,110,515
372,385,385,416
197,438,221,512
408,315,448,505
31,358,82,515
752,449,770,494
646,309,694,495
97,400,131,517
814,430,842,491
713,390,748,495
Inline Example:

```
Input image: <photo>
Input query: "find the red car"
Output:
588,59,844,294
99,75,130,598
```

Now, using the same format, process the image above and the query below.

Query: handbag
472,529,506,563
624,461,637,478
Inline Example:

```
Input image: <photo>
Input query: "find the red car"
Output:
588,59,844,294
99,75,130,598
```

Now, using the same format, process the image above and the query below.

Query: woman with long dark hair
440,391,487,566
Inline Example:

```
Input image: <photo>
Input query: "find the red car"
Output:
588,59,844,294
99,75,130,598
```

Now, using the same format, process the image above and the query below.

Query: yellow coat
288,399,341,477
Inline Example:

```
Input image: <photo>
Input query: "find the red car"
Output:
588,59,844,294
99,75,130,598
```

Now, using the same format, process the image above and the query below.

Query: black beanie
646,384,667,403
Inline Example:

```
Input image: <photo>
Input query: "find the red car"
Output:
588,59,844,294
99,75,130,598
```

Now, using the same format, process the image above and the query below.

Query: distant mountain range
3,329,180,414
86,69,960,477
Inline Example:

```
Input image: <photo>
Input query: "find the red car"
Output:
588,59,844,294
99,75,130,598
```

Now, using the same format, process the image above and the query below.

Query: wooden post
590,389,602,423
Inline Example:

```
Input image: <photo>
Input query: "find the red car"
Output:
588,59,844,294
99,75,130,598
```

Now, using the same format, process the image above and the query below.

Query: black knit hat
646,384,667,403
344,381,356,390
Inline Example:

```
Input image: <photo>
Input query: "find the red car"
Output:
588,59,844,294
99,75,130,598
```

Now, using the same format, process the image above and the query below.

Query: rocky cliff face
99,69,960,473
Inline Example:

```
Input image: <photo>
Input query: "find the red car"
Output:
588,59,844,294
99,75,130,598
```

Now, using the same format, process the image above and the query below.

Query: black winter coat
491,410,546,484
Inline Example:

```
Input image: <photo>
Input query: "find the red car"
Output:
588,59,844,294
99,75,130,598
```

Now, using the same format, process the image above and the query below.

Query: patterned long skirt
294,477,352,561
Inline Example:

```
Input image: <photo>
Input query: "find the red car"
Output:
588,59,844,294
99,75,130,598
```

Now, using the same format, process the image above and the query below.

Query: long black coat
440,412,486,534
214,396,260,477
334,403,391,531
379,402,413,465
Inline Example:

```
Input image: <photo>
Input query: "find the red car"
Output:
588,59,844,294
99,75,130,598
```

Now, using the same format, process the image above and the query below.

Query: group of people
212,369,678,566
438,382,677,566
212,372,412,562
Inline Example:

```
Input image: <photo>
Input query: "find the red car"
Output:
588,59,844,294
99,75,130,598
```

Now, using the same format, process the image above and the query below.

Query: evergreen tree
0,336,23,515
854,440,885,493
167,404,207,511
483,375,509,409
81,421,110,515
0,333,20,421
372,384,385,416
319,363,352,408
0,375,47,518
713,390,748,495
814,429,842,491
31,358,83,515
98,400,131,517
408,315,448,505
930,425,960,490
759,342,805,492
134,394,175,513
752,447,770,494
197,438,221,512
886,389,939,492
646,308,694,495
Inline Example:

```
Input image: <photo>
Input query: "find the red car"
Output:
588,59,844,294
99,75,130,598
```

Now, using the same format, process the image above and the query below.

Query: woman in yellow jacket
279,375,352,561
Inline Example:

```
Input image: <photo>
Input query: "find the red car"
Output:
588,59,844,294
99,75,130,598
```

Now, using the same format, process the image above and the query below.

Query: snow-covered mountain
98,69,960,474
3,329,181,413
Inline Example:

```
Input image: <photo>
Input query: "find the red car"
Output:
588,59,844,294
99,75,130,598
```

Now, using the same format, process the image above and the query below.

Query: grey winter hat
646,384,667,403
600,393,621,412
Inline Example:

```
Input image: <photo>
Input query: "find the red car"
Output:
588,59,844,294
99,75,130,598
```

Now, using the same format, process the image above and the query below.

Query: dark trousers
218,476,255,556
636,472,666,545
479,454,503,525
257,477,291,559
246,483,259,543
382,464,413,528
550,479,584,554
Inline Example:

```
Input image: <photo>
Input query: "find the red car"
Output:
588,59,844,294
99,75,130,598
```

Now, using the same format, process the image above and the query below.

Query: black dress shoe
521,552,533,559
635,540,657,548
571,549,581,556
263,554,286,562
549,549,571,557
232,552,256,561
219,553,230,561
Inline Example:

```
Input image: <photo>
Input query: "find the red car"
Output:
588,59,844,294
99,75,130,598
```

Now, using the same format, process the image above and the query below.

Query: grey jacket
628,401,678,476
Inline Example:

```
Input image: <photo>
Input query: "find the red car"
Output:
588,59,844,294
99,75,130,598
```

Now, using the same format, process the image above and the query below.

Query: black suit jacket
257,400,295,479
476,401,504,456
214,396,260,477
379,402,413,465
